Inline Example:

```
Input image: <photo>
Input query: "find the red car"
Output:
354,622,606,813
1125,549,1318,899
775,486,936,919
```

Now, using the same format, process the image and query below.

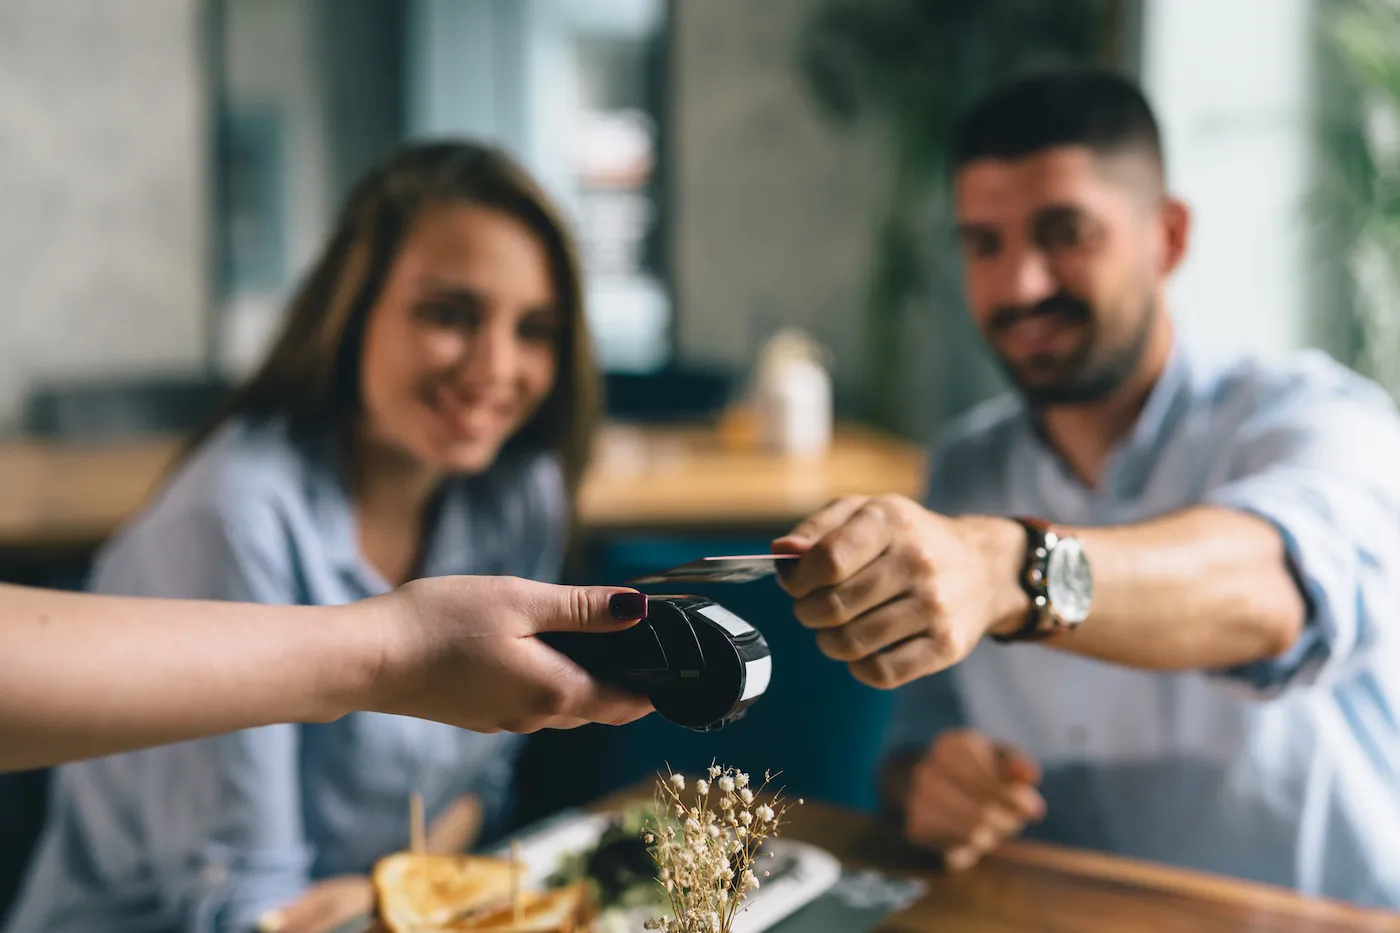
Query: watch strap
991,516,1058,644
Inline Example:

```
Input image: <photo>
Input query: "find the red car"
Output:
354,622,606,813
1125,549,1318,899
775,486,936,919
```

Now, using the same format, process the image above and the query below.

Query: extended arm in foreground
0,577,652,772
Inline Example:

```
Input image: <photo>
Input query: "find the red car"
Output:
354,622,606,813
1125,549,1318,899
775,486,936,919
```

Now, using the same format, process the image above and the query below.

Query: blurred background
5,0,1400,442
3,0,1400,904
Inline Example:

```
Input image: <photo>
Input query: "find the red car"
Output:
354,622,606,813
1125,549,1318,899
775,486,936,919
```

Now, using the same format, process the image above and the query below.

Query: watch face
1046,536,1094,625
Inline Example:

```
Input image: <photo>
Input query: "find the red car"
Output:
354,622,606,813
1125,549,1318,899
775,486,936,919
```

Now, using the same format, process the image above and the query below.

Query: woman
7,143,607,933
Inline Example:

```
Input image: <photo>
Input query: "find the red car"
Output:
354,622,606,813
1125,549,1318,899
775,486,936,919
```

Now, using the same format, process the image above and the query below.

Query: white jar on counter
753,329,833,458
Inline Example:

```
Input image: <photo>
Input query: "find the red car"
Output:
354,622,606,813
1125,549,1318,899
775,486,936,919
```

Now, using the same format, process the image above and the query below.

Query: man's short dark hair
951,68,1165,181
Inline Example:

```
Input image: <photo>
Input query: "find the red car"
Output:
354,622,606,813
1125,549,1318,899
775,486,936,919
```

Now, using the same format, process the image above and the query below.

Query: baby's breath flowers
641,763,800,933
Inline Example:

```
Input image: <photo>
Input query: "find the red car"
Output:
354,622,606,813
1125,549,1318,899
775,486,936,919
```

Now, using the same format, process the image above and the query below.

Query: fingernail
609,592,648,620
256,910,284,933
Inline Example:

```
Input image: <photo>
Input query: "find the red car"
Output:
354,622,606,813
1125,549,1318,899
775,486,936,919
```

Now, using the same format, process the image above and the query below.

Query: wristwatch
991,517,1094,643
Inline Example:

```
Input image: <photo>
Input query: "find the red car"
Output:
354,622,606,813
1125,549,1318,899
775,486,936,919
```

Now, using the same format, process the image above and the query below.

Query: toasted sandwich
373,852,594,932
451,884,593,931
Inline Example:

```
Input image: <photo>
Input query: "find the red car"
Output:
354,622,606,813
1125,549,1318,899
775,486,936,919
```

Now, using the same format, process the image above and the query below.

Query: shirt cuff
1205,477,1364,691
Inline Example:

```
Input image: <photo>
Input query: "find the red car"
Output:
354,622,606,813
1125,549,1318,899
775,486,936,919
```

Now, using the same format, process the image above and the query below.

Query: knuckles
525,682,572,721
931,729,984,765
816,625,864,662
859,654,905,690
805,586,851,628
804,537,849,587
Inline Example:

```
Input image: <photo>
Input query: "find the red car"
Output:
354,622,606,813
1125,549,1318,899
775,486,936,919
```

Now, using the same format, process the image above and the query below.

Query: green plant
1316,0,1400,398
796,0,1129,432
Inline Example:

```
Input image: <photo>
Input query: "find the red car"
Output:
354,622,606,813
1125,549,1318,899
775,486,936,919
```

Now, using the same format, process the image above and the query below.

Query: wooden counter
577,422,925,533
0,437,179,556
0,423,926,554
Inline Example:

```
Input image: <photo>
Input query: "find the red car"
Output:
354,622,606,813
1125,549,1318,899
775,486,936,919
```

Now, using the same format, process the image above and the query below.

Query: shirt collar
1107,338,1194,497
1013,337,1196,501
292,421,479,597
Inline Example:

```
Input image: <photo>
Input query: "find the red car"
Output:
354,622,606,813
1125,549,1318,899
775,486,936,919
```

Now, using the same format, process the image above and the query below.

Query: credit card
627,554,801,585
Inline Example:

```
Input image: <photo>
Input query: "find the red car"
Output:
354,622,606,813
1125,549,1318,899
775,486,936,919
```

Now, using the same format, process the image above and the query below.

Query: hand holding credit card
627,554,801,585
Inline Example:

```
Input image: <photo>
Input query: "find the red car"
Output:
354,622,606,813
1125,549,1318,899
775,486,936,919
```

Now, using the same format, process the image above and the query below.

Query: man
774,68,1400,907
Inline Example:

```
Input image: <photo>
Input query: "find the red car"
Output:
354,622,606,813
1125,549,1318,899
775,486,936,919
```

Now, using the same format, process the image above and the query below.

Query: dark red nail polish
609,592,648,620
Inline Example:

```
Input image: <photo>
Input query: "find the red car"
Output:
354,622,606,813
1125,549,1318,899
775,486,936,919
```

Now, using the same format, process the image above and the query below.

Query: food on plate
447,885,592,931
373,852,594,932
546,806,668,912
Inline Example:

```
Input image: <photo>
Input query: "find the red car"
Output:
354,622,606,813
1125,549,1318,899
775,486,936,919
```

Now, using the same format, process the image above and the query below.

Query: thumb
525,585,649,635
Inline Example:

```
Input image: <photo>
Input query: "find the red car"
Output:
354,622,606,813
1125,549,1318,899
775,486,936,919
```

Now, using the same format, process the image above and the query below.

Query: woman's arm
0,582,365,771
0,578,651,773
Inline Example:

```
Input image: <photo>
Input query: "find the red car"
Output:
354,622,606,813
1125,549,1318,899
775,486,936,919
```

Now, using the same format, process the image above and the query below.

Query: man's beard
986,290,1155,407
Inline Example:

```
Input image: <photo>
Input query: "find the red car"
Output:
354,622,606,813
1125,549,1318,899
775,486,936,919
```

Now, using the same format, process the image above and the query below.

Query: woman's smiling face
358,203,561,474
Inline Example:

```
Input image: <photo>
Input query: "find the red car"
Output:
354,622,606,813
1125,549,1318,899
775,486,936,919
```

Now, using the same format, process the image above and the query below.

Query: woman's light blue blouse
6,417,567,933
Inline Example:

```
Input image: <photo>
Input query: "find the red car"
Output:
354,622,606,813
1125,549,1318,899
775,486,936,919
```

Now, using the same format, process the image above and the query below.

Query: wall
216,0,328,374
316,0,405,207
669,0,886,409
0,0,208,428
1140,0,1316,359
217,0,404,375
221,0,331,284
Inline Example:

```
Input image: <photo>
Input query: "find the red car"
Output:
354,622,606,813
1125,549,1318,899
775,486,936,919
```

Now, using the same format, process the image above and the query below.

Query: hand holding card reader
541,595,771,732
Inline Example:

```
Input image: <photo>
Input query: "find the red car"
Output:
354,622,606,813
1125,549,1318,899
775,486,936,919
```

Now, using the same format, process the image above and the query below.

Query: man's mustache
989,293,1093,334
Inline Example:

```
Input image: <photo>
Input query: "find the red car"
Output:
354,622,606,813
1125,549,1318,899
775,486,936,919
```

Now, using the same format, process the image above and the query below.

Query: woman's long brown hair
187,141,600,494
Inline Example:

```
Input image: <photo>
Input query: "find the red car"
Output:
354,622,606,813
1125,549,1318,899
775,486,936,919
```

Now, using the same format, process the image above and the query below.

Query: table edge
592,786,1399,927
991,839,1400,925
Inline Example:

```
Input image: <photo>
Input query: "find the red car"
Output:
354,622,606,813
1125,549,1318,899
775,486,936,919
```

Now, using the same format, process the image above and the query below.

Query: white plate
492,810,842,933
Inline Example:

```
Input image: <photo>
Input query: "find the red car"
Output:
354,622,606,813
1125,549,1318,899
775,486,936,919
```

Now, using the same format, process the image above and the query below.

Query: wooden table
0,423,926,555
625,794,1400,932
0,439,178,559
578,422,924,533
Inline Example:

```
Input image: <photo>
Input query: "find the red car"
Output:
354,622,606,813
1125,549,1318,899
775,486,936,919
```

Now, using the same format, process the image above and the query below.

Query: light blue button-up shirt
883,341,1400,908
6,417,568,933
